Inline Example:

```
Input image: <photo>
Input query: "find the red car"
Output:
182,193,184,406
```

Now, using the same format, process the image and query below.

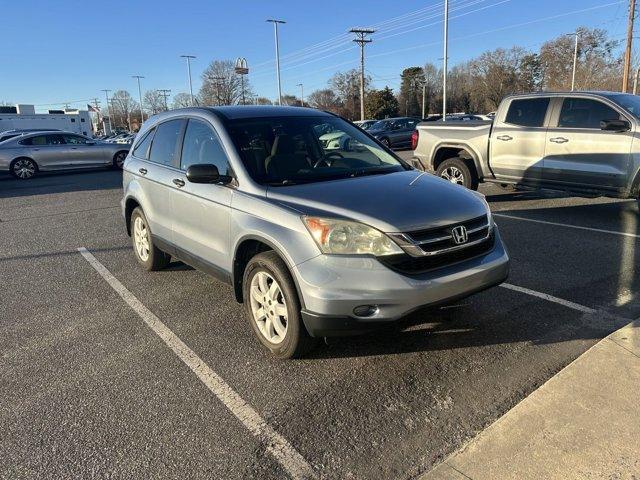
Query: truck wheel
436,158,479,190
243,251,316,359
130,207,171,271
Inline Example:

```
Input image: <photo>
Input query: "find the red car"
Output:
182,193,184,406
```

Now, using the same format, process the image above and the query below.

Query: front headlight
472,191,493,227
302,216,403,256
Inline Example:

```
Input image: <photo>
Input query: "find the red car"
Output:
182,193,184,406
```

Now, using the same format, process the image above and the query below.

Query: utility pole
266,19,286,105
442,0,449,121
422,83,426,119
158,89,171,110
623,0,636,92
180,55,196,106
211,76,225,105
101,89,112,134
297,83,304,106
132,75,145,122
350,28,375,121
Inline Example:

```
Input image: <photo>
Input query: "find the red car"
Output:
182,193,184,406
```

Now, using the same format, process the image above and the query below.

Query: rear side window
558,98,622,129
180,119,231,174
504,98,550,127
132,128,155,159
148,119,183,166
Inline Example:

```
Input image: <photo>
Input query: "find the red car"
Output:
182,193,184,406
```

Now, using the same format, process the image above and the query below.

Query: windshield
609,94,640,120
226,115,406,186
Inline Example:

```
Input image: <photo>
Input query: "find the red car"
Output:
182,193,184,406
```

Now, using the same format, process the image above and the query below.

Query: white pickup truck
412,91,640,200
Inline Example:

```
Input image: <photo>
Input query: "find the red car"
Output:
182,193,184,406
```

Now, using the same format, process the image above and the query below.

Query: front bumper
293,227,509,337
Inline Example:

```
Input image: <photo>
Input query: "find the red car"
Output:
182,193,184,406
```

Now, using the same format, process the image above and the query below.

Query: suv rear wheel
130,207,171,270
436,157,479,190
243,251,315,359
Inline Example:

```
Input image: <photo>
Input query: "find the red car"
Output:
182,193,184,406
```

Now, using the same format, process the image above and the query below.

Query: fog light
353,305,379,317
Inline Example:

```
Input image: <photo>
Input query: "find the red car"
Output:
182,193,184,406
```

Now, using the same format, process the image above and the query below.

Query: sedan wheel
440,166,465,185
113,151,127,169
249,271,288,344
133,216,150,262
11,158,37,179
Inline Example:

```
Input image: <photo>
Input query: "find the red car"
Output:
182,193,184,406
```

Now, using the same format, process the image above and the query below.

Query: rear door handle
550,137,569,144
138,168,147,175
496,135,513,141
173,178,185,188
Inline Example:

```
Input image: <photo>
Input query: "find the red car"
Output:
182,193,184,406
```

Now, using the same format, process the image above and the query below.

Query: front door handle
496,135,513,141
138,168,147,175
173,178,185,188
550,137,569,144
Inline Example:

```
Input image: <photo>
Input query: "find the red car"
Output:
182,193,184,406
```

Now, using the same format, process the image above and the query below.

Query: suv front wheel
242,251,315,359
130,207,171,271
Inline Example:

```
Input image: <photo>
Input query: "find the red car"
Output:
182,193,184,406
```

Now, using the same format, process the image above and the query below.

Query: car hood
266,170,488,233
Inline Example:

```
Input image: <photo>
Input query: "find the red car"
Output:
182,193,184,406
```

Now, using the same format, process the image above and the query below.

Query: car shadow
0,169,122,198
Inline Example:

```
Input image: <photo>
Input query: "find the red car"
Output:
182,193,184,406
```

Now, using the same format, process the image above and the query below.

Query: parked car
122,106,509,358
413,91,640,200
354,119,377,130
0,131,130,179
441,114,488,122
0,128,61,143
367,117,421,148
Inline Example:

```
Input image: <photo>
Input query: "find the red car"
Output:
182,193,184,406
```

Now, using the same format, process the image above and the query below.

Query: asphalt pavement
1,158,639,479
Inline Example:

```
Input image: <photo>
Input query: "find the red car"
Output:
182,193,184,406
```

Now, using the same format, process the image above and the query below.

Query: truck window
504,98,549,127
558,98,622,129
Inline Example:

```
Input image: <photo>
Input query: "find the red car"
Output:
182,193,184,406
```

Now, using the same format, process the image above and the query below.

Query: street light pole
267,19,286,105
180,55,196,106
101,89,112,134
442,0,449,121
565,32,579,91
132,75,145,122
422,83,426,119
634,66,640,95
297,83,304,106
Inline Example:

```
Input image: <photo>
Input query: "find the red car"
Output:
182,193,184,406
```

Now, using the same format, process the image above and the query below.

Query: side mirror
600,119,630,132
186,164,230,184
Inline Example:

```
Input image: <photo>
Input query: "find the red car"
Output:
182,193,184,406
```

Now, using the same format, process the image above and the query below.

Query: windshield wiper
349,167,398,178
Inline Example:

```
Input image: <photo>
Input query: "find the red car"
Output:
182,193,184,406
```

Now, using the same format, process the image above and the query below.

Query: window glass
558,98,622,129
180,119,231,174
148,119,183,166
62,134,89,144
227,115,404,186
132,128,155,159
609,94,640,119
46,134,65,145
505,98,550,127
22,134,65,145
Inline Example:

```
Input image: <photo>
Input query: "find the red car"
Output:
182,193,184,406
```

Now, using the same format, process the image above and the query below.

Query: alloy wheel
13,159,36,179
441,166,465,185
249,271,288,344
133,216,150,261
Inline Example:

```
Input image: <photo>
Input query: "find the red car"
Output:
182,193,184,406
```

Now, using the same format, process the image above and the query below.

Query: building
0,104,93,136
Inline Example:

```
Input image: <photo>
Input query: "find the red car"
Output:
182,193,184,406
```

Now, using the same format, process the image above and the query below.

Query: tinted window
180,119,231,174
21,134,65,145
132,128,155,159
148,119,183,166
505,98,549,127
558,98,622,129
62,134,90,144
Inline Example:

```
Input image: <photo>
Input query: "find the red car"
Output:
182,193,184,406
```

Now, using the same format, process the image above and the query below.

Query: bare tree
171,92,193,109
199,60,254,106
281,94,301,106
330,69,371,119
144,90,167,115
256,97,273,105
110,90,139,130
307,89,342,113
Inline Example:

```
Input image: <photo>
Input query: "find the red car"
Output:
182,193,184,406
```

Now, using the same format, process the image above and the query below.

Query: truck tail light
410,129,419,150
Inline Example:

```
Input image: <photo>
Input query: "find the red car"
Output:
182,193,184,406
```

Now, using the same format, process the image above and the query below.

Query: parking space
1,166,638,479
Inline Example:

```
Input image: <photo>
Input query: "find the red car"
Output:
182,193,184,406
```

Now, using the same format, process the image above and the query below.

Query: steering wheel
313,151,344,168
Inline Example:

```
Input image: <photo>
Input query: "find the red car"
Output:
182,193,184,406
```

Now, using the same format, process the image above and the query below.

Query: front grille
408,214,487,243
380,232,495,275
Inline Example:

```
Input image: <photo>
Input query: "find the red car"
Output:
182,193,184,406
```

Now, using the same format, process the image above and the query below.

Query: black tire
380,137,391,148
242,251,316,359
113,151,128,169
10,157,38,180
436,157,479,190
130,207,171,271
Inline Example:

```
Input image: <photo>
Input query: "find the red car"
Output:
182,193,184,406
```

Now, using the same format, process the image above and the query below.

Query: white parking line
77,247,317,480
500,283,596,314
494,213,640,239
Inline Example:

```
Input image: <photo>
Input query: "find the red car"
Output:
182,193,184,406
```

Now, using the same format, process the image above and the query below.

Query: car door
23,134,69,170
389,119,408,146
169,118,233,275
543,96,633,190
489,96,551,185
133,119,186,244
61,134,105,166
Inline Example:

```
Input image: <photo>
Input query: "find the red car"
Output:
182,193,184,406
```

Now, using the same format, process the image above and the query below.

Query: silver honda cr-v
122,106,509,358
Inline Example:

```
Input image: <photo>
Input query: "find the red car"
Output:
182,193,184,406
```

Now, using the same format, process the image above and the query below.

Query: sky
0,0,631,111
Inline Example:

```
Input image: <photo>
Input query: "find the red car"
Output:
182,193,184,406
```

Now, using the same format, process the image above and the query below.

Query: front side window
148,119,183,166
226,115,406,185
132,128,155,159
558,98,622,129
609,94,640,119
504,98,550,127
180,119,231,175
